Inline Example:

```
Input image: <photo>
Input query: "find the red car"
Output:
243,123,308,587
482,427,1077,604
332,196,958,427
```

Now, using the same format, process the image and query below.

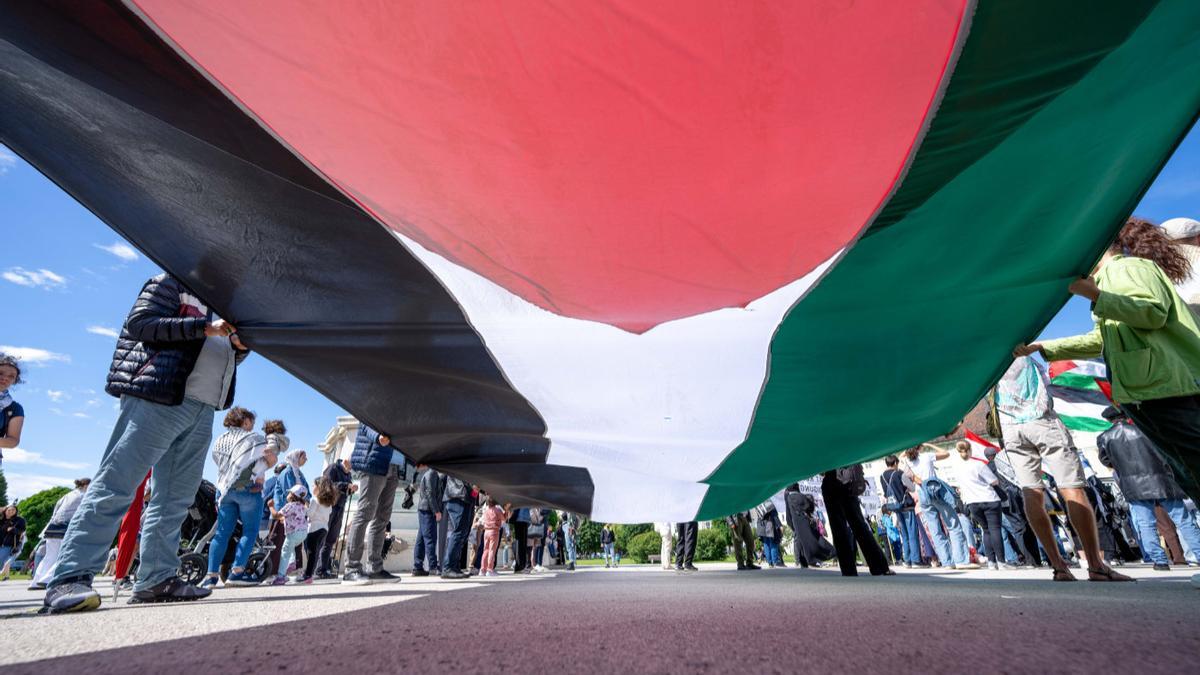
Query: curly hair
223,406,255,429
313,477,338,507
1113,217,1190,283
262,419,286,435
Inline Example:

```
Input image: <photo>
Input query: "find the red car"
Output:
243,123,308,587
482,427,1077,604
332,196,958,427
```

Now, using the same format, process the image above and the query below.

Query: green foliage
576,518,602,555
707,519,732,542
545,510,559,530
17,486,70,559
614,523,652,554
695,526,731,561
0,468,8,506
626,530,664,563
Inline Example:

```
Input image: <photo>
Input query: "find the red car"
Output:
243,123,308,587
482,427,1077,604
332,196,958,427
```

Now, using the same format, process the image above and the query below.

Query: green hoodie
1041,255,1200,404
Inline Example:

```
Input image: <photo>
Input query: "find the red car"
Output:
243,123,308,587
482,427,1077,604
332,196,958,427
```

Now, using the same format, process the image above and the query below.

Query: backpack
837,465,867,497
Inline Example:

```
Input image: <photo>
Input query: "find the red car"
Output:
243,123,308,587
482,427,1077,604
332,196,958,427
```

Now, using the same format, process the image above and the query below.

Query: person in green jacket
1015,218,1200,507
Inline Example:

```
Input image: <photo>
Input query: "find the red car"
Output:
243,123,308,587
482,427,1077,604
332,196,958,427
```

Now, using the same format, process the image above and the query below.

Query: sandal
1087,567,1134,582
1052,567,1077,582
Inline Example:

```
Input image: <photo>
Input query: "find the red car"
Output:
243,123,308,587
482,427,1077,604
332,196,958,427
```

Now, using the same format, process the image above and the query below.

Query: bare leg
1021,488,1072,578
1059,487,1132,581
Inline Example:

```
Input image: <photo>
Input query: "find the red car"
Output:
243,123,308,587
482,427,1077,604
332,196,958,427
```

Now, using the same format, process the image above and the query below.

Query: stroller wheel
177,553,207,585
245,552,275,582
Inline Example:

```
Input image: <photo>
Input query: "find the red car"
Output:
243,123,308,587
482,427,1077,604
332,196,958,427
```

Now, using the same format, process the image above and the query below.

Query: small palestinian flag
1048,360,1114,433
3,1,1198,521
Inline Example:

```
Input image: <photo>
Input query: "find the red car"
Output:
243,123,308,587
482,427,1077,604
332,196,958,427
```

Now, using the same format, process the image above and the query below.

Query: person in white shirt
902,444,974,569
952,442,1013,571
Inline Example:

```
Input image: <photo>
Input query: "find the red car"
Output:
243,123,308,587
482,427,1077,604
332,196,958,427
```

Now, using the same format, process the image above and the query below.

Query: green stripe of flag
698,0,1200,518
1058,414,1113,433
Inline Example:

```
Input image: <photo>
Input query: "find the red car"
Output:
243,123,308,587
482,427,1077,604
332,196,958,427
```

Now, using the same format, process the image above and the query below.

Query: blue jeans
414,509,440,572
761,536,781,565
51,396,214,592
207,488,265,575
564,531,577,564
443,499,468,573
0,545,13,568
277,530,307,577
603,542,615,564
1129,498,1200,566
897,510,922,563
918,480,970,567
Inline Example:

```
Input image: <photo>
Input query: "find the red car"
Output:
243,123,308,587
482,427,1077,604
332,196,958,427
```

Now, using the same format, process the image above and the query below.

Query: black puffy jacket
1097,419,1185,501
105,274,247,409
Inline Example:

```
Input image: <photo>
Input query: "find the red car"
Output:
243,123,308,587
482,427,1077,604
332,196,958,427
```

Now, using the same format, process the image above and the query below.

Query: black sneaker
1153,563,1171,571
128,577,211,605
367,570,399,583
746,564,761,570
441,569,468,580
567,563,575,571
342,569,369,585
43,581,101,614
736,564,747,570
684,564,699,572
411,568,429,577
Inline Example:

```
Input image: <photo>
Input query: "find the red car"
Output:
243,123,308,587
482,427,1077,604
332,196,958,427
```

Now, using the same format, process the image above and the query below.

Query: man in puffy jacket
412,465,443,576
342,423,409,585
45,274,249,613
1097,406,1200,571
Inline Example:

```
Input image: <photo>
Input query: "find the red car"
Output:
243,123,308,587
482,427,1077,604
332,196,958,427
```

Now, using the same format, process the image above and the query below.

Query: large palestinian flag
1048,360,1114,432
3,2,1199,522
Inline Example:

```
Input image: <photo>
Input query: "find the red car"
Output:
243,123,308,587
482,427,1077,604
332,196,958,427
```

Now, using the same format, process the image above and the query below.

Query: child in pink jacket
480,496,508,577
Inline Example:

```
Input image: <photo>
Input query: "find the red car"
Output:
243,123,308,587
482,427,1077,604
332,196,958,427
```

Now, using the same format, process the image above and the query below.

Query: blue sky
1,128,1199,500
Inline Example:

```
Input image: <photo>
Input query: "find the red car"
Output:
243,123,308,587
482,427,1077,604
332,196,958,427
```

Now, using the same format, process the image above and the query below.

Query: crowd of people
2,215,1200,614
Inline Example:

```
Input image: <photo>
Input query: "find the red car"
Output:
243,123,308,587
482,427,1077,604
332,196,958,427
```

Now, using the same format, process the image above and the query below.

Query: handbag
400,483,415,510
528,523,545,538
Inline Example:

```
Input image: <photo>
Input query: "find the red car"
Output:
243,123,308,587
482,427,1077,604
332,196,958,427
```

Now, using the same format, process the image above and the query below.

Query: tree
0,468,8,506
17,486,70,559
576,518,602,555
695,526,731,561
626,530,664,563
614,523,652,554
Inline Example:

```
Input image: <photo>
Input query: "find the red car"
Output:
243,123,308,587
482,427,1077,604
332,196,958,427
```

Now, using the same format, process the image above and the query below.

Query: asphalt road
2,564,1197,674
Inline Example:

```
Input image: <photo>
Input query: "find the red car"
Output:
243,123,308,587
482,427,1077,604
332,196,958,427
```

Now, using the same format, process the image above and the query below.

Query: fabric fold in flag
1048,360,1114,433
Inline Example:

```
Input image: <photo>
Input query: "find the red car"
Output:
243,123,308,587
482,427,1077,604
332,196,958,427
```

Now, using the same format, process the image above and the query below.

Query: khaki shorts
1000,417,1086,490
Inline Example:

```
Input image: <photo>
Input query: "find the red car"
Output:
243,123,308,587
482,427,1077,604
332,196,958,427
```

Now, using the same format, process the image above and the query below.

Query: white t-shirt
906,453,938,482
307,500,332,533
954,458,1000,505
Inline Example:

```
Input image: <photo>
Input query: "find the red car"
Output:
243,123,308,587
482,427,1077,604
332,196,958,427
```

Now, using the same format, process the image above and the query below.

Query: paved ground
2,563,1197,674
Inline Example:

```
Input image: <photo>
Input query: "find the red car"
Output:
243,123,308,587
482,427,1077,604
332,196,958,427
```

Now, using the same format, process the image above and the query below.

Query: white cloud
3,472,76,500
0,345,71,365
85,398,100,408
0,145,15,175
86,325,120,339
2,447,89,471
94,242,139,262
71,412,90,419
2,267,67,289
46,389,67,402
49,407,64,416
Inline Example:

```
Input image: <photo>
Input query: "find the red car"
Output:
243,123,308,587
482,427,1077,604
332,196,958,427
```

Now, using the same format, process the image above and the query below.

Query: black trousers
675,521,697,567
303,529,326,579
512,521,530,571
1126,394,1200,503
316,506,344,575
821,476,889,576
967,503,1004,565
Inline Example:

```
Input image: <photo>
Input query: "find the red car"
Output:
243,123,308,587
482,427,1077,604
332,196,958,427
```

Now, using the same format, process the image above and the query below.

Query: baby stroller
176,480,276,584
